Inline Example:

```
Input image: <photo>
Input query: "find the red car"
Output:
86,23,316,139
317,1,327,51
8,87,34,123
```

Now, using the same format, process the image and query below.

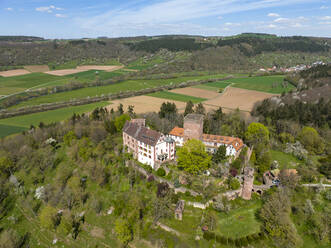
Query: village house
168,114,244,157
123,119,175,169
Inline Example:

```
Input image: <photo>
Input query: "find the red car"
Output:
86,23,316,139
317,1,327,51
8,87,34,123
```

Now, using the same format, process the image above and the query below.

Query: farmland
224,75,292,94
147,91,207,103
8,73,229,109
0,101,108,137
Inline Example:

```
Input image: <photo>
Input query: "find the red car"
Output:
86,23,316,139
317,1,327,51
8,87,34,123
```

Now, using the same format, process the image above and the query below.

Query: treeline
253,98,331,128
127,38,213,52
0,36,44,42
217,36,329,56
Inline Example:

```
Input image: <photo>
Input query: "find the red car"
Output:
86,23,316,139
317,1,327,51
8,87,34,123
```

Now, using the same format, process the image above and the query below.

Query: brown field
0,69,31,77
203,87,277,112
44,65,124,76
106,95,187,114
76,65,124,71
169,87,220,99
24,65,49,72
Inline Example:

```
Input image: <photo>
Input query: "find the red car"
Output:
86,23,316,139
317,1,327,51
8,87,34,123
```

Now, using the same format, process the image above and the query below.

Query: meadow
0,101,108,137
224,75,292,94
147,91,207,103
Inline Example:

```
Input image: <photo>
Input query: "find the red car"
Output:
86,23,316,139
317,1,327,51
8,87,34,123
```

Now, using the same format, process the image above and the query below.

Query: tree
298,127,325,154
212,145,227,164
114,114,131,132
115,218,133,246
0,156,13,178
229,178,240,190
0,229,22,248
159,102,178,120
245,122,269,147
127,105,135,118
184,101,194,116
117,104,124,114
194,103,206,115
63,131,76,146
39,205,58,230
177,139,212,175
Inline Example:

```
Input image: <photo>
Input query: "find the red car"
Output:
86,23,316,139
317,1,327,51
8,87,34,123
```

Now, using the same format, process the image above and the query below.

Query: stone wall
183,114,204,142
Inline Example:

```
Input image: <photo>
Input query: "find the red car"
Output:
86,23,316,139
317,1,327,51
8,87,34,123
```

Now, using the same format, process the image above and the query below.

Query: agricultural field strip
0,102,109,137
147,91,207,103
8,74,229,109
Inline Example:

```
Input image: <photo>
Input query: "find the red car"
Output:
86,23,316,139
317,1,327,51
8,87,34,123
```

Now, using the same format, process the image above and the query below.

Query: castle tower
183,114,204,142
241,167,254,200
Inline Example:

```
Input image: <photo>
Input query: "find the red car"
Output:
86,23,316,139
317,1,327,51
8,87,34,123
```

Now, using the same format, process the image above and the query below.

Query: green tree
63,131,76,146
0,156,13,178
159,102,178,119
114,114,131,132
229,178,240,190
194,103,206,115
212,145,227,164
39,205,58,230
115,218,133,246
184,101,194,116
177,139,212,175
298,127,325,154
245,122,270,147
117,103,124,114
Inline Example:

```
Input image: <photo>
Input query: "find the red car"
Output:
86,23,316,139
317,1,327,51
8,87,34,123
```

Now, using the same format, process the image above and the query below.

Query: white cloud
268,13,279,17
78,0,316,34
320,6,329,9
274,17,290,23
5,7,13,11
55,14,66,18
268,24,277,28
217,16,223,20
36,5,63,13
224,22,241,26
318,21,331,25
319,16,331,20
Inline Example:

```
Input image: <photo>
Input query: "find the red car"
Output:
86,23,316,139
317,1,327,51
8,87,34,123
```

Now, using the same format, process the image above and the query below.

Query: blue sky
1,0,330,38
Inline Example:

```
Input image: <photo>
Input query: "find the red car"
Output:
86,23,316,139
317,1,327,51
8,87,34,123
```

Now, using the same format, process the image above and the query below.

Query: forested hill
0,36,44,42
0,34,330,72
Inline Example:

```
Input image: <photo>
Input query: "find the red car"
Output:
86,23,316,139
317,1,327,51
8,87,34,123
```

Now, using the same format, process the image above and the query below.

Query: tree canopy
177,139,212,175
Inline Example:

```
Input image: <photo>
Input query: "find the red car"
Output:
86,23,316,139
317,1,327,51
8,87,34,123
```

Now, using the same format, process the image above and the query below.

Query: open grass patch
270,150,302,169
0,123,27,138
224,75,292,94
0,102,108,137
147,91,207,103
216,202,262,239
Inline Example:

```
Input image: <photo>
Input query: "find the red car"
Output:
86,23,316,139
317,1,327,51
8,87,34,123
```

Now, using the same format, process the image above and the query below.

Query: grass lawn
9,73,229,109
224,75,293,94
270,150,303,169
216,201,262,239
147,91,207,103
0,102,109,137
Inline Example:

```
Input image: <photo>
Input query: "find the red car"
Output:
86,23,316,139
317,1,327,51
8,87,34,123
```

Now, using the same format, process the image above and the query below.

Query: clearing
203,87,277,112
106,96,187,114
147,91,207,103
169,87,220,99
0,69,31,77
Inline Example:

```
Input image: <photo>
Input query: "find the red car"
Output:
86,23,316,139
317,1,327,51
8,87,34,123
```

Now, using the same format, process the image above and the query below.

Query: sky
1,0,331,38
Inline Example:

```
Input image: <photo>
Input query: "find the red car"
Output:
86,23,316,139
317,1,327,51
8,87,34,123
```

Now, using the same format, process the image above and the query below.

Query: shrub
229,178,240,190
156,168,166,177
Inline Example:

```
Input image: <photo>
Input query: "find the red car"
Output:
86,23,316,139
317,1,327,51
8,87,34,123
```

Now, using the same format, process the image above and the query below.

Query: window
149,155,151,159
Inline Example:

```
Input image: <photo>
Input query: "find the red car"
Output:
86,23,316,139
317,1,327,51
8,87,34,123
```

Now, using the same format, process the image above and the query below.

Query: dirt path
156,222,181,237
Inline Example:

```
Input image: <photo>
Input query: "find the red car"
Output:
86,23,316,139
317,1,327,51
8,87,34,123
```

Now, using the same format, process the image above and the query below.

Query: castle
123,114,244,168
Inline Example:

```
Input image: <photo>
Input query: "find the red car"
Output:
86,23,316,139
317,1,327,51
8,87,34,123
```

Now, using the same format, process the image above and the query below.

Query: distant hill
0,36,44,42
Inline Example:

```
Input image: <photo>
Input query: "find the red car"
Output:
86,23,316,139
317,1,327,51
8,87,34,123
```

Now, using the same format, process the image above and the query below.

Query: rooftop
184,114,204,122
123,121,161,146
169,127,184,137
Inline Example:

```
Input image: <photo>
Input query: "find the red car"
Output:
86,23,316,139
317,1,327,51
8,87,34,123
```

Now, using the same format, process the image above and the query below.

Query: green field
147,91,207,103
0,102,109,137
270,150,302,169
0,70,129,96
9,74,229,109
224,75,292,94
217,202,262,238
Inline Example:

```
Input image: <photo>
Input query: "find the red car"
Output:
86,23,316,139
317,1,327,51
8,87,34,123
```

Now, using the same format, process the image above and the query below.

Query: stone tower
241,167,254,200
183,114,204,142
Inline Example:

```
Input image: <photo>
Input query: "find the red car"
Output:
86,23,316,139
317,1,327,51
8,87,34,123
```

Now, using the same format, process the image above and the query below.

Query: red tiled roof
169,127,184,137
202,134,244,152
